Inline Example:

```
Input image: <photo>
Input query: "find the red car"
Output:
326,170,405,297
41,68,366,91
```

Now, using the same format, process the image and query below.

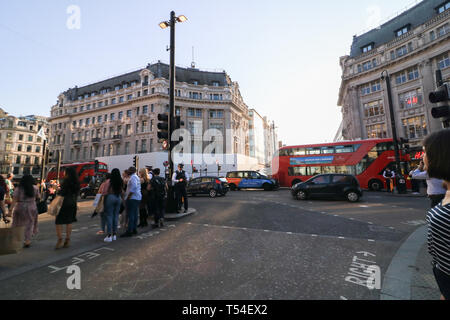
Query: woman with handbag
55,167,80,249
10,175,40,248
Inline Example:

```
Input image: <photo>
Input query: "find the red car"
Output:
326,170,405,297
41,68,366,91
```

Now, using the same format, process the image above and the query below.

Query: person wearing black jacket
172,164,189,213
150,168,167,228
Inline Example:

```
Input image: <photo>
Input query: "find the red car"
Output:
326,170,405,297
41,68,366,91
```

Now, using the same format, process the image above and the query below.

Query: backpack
151,177,166,199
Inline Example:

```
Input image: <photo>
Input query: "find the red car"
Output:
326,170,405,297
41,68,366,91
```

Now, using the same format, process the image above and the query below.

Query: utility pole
381,71,406,194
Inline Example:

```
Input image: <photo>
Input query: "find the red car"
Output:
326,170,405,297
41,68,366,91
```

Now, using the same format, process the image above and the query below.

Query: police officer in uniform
172,163,189,213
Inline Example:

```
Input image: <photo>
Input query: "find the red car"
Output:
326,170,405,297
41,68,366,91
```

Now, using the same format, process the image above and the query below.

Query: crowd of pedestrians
0,163,192,250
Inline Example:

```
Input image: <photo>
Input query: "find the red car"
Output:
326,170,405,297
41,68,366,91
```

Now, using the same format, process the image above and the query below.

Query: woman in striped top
424,129,450,300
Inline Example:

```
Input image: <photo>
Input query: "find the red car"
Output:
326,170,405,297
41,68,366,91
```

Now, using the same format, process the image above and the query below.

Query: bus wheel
296,191,307,200
369,179,383,191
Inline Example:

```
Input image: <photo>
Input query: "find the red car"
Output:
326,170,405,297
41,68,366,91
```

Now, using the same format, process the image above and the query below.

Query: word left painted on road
182,304,216,318
48,247,114,274
344,251,381,290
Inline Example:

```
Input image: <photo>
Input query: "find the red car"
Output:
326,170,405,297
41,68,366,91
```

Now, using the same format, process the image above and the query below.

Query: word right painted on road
344,251,381,290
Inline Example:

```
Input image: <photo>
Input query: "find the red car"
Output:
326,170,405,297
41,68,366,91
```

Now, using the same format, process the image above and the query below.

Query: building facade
49,62,256,164
248,109,278,170
0,108,49,179
337,0,450,159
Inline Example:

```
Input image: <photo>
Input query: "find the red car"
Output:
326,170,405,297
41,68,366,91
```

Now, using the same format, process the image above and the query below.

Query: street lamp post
159,11,187,213
159,11,187,182
381,70,406,194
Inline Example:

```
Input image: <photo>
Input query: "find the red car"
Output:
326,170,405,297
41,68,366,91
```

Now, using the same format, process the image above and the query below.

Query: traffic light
94,160,99,174
399,138,410,155
133,155,139,169
157,113,169,140
171,116,185,151
192,166,198,173
429,71,450,127
429,83,450,119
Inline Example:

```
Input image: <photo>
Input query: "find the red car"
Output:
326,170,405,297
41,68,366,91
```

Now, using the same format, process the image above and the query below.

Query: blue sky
0,0,417,146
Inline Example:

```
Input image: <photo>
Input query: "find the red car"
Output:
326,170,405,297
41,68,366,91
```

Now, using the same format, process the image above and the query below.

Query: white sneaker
112,235,117,241
104,236,112,243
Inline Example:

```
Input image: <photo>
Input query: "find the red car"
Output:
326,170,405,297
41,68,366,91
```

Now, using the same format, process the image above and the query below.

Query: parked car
226,171,279,191
187,176,229,198
80,185,98,199
291,174,363,202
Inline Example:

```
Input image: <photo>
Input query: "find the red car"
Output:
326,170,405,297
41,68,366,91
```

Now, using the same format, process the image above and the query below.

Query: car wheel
209,189,217,198
230,184,237,191
346,191,360,202
263,183,272,191
296,190,307,200
369,179,383,191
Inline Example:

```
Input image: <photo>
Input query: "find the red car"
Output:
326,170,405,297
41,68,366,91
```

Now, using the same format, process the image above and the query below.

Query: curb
165,208,197,220
380,225,427,300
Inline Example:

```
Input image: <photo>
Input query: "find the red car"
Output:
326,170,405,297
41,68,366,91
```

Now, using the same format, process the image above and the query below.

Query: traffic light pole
168,10,176,181
39,139,47,195
382,71,405,194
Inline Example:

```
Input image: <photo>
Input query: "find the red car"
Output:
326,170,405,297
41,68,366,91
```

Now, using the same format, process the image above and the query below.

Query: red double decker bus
46,161,108,188
271,139,410,190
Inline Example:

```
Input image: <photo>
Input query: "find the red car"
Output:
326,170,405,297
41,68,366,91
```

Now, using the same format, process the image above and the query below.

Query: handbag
0,224,24,256
37,200,48,214
47,195,64,217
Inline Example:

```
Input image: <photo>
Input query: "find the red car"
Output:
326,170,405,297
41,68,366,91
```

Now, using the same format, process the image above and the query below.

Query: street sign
37,128,47,140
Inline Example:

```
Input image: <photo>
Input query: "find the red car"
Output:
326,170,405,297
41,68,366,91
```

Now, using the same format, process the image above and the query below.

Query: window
127,94,132,100
430,30,436,41
306,147,321,155
126,124,131,135
73,107,78,113
395,71,407,85
28,135,33,142
115,85,121,91
371,81,381,93
210,110,224,118
335,145,356,153
86,118,90,126
111,98,116,105
363,100,384,118
110,113,115,121
125,142,130,154
18,134,23,141
437,53,450,70
97,115,102,123
212,81,220,87
118,111,123,120
142,120,147,133
17,144,22,152
396,45,408,57
399,88,423,109
98,101,103,108
311,175,331,184
119,96,124,103
127,110,132,118
367,123,387,139
402,116,427,139
143,89,148,96
437,1,450,13
143,105,148,114
395,25,409,37
437,23,449,37
407,67,419,81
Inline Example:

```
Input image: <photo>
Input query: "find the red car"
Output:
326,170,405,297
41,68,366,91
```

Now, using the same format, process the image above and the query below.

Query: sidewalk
380,225,441,300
